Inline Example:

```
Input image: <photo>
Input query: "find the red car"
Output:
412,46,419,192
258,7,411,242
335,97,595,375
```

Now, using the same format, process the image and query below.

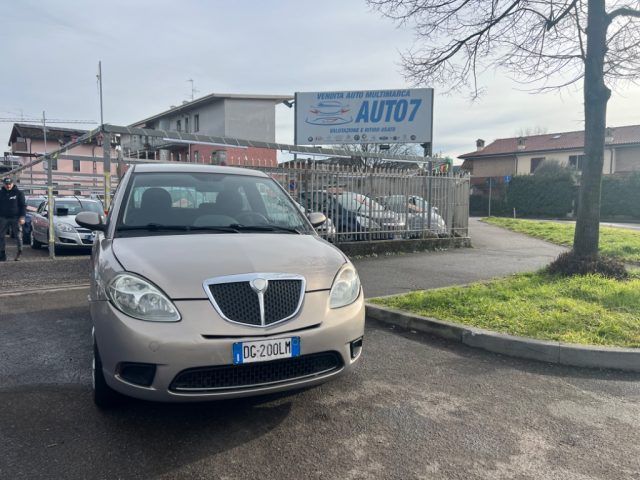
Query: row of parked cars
20,195,104,253
297,190,448,241
16,190,447,252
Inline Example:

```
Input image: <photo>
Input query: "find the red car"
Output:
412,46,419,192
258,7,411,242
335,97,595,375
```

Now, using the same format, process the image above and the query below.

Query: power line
0,118,98,124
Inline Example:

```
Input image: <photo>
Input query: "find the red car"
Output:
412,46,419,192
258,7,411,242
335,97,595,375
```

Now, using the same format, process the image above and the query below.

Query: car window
117,172,313,236
337,193,386,214
54,200,103,215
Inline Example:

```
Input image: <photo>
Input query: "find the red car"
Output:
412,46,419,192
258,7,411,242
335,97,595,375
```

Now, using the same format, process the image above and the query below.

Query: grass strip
483,217,640,263
371,272,640,348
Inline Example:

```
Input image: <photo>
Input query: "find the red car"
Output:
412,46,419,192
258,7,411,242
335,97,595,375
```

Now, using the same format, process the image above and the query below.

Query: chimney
476,139,485,151
517,136,526,150
605,127,614,144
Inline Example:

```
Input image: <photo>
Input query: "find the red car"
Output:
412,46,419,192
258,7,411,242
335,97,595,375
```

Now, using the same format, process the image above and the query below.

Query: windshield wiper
117,224,239,233
229,224,302,234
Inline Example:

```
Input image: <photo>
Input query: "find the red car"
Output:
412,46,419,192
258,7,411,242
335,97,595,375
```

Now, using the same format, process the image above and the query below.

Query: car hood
54,215,80,227
112,233,347,299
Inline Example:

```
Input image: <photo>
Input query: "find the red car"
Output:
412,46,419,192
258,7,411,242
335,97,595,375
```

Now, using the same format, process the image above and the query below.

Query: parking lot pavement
354,217,567,297
1,289,638,480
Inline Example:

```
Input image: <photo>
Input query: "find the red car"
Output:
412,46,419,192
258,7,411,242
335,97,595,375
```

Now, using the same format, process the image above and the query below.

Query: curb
365,303,640,372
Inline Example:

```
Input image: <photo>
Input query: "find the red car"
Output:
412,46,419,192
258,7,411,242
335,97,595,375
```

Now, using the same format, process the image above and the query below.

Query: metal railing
7,124,470,252
247,161,469,243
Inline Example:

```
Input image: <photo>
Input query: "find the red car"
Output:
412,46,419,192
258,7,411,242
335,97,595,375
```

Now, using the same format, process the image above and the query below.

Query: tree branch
608,7,640,22
545,0,578,31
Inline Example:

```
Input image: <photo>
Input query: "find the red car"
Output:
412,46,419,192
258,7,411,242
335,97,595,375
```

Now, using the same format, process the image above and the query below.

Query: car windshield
54,199,103,215
116,171,313,237
26,198,45,209
336,192,387,215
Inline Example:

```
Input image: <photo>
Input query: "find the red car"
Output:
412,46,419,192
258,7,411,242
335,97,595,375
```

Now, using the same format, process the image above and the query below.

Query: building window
185,117,189,133
51,158,58,171
194,114,200,132
569,155,584,170
176,120,181,132
73,184,81,195
530,157,545,173
73,159,81,172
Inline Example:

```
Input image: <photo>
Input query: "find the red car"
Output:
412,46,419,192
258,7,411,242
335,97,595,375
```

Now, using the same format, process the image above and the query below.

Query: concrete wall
470,147,622,178
224,98,275,142
516,149,614,175
614,146,640,173
470,156,516,177
10,138,118,195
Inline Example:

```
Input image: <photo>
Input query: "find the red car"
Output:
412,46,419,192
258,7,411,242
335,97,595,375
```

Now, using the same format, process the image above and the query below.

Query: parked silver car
77,164,365,407
378,195,448,236
30,197,103,251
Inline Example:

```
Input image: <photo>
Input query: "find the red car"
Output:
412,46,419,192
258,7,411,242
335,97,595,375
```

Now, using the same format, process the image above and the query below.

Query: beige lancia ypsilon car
76,164,364,407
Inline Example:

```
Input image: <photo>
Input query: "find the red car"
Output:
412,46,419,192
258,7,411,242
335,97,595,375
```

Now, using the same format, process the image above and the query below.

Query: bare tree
516,126,549,137
368,0,640,262
333,142,421,171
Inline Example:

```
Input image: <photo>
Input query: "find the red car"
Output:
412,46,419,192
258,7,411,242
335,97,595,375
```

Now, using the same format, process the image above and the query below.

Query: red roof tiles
459,124,640,159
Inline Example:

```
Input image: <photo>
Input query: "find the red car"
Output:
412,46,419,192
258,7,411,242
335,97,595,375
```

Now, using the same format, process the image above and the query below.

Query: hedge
505,175,576,217
472,171,640,219
601,173,640,219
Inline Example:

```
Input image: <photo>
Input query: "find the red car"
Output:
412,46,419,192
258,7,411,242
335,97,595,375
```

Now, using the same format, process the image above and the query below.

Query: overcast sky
1,0,639,160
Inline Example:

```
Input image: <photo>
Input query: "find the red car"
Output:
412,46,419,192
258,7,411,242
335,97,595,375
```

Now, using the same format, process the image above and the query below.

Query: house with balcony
459,124,640,193
125,92,293,166
6,123,117,195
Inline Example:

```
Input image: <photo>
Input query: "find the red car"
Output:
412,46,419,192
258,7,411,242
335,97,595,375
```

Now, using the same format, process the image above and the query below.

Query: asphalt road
354,218,566,297
1,289,638,480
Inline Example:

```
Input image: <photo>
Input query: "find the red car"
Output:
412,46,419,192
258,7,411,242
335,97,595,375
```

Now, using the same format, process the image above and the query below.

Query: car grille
169,351,343,392
207,278,303,327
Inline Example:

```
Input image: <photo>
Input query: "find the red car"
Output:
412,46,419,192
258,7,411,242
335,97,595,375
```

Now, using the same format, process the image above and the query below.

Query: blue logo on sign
305,101,353,126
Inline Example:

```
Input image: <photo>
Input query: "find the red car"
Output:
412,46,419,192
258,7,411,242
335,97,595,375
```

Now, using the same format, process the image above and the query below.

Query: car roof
132,163,268,178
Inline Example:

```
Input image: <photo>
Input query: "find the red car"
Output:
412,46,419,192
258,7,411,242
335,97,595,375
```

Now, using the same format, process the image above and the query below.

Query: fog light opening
118,362,156,387
350,337,363,359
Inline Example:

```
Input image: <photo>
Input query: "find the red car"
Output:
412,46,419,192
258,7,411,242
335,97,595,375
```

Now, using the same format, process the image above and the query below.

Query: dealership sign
294,88,433,145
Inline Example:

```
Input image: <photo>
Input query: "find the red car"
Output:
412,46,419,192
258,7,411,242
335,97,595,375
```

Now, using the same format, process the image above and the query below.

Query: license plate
232,337,300,365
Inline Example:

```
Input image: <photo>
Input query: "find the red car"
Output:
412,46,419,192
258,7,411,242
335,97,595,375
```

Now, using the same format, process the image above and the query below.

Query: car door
33,201,48,242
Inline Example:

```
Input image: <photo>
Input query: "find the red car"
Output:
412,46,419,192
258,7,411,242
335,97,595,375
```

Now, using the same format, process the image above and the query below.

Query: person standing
0,177,26,261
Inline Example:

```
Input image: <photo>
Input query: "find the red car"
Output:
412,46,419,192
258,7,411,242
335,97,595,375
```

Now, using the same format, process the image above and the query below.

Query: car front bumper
55,230,95,248
91,290,365,402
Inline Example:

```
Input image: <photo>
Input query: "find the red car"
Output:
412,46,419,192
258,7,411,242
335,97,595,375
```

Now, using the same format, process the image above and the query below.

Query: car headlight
107,273,181,322
329,264,361,309
56,222,76,233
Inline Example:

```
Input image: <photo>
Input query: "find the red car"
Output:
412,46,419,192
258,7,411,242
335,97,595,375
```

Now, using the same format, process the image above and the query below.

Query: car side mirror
308,212,327,228
76,211,107,232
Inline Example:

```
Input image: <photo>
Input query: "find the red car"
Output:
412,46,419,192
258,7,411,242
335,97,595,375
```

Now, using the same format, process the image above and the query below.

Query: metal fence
6,125,470,256
248,161,470,243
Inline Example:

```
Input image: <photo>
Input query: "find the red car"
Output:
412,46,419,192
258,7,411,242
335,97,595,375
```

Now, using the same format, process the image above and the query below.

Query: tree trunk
573,0,611,258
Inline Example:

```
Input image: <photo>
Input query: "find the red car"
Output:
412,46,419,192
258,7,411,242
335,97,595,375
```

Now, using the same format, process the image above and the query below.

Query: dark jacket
0,185,26,219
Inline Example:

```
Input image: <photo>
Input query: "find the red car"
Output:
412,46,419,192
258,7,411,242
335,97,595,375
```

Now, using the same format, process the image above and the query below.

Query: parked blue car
22,196,46,242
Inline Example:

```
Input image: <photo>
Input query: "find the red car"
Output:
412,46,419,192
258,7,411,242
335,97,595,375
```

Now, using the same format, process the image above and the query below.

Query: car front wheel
93,341,122,408
30,231,43,249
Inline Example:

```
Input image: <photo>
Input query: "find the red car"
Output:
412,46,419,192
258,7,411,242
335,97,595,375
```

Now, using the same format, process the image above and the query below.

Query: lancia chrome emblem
250,278,268,294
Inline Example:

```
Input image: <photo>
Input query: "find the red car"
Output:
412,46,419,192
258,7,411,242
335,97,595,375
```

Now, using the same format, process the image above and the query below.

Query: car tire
93,341,122,409
30,231,42,249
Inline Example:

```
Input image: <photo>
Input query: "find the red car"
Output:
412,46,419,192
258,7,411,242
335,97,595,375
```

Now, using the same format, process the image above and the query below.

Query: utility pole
98,61,104,125
43,111,55,259
97,61,111,212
